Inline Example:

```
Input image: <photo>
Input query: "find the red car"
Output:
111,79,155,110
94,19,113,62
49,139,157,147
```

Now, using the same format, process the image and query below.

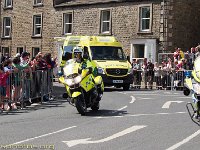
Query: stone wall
1,0,57,56
169,0,200,51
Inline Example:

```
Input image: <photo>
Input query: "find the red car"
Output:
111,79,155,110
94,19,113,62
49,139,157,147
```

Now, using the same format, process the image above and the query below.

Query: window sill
63,33,72,35
99,32,112,36
137,31,153,34
3,6,13,10
33,4,44,7
1,37,12,39
31,35,42,38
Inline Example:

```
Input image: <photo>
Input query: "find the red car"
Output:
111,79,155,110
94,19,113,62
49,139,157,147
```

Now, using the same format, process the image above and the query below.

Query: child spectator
12,56,29,108
0,63,10,111
3,59,13,99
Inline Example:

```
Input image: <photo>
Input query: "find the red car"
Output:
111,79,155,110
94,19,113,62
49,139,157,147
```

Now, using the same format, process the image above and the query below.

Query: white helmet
73,47,83,54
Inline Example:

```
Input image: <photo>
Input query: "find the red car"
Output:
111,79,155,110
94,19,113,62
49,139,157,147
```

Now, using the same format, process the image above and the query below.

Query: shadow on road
85,109,128,117
104,87,157,92
0,98,68,116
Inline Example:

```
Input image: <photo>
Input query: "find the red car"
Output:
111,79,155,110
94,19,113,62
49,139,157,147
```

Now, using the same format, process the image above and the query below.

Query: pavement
0,83,199,150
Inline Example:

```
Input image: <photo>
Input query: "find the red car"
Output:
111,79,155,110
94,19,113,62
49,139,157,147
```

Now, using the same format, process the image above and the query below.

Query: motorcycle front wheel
91,102,99,111
75,96,87,115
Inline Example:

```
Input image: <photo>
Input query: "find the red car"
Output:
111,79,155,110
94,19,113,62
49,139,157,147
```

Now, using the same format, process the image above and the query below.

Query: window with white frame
34,0,42,5
63,13,73,34
100,10,111,34
2,47,10,56
139,6,151,32
32,47,40,58
3,17,11,37
17,47,24,55
33,14,42,36
4,0,12,8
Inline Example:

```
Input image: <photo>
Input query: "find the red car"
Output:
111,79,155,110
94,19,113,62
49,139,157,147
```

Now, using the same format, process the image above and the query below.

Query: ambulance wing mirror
83,46,90,60
127,56,130,62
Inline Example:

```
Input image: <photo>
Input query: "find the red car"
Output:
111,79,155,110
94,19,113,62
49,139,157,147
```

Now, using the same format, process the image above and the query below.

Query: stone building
0,0,56,58
1,0,200,62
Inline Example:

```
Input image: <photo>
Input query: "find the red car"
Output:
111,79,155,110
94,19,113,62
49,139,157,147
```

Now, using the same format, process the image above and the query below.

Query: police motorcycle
59,58,104,115
184,56,200,125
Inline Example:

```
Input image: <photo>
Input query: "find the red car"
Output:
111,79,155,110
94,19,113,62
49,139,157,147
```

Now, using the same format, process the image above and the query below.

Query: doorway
134,44,145,58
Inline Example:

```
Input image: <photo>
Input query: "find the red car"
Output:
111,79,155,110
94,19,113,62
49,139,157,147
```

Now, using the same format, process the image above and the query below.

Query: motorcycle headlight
65,78,74,86
98,67,105,74
74,75,82,84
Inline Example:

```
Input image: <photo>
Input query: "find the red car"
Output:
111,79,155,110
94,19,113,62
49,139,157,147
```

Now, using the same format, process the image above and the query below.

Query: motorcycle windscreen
63,59,79,77
193,83,200,94
194,57,200,82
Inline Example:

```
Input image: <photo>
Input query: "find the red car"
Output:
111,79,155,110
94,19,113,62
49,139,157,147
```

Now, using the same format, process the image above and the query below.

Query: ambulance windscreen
90,46,126,60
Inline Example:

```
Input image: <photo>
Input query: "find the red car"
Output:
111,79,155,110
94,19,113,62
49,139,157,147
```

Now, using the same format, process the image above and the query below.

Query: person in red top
0,63,10,111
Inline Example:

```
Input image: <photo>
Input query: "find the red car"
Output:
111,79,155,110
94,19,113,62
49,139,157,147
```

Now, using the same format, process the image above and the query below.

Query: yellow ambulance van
58,36,133,90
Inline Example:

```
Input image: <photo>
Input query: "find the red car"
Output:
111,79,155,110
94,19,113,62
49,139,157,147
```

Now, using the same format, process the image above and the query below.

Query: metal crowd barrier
131,70,189,90
0,69,53,111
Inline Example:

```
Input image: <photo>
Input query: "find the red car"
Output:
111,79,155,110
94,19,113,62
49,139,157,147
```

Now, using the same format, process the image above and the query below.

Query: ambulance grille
106,69,128,76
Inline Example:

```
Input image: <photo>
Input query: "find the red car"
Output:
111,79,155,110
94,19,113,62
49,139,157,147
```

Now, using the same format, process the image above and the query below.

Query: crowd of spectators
0,52,57,111
131,46,200,90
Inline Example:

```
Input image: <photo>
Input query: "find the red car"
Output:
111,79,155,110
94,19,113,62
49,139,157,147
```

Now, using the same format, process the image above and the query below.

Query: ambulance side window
62,46,73,60
83,46,90,60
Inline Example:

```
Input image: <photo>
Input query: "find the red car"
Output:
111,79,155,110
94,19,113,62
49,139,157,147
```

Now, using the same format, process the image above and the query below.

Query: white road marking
118,92,126,94
176,97,191,99
94,112,186,119
164,92,171,94
173,93,180,95
11,126,77,145
118,106,127,111
128,94,157,96
63,125,146,147
124,91,159,94
130,94,183,97
162,101,184,109
138,97,153,100
166,129,200,150
130,96,136,103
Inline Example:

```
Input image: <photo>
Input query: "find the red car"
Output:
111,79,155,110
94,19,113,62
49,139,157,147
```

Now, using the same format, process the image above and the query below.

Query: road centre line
124,91,159,94
93,112,186,119
130,96,136,103
176,97,191,99
118,106,127,111
128,94,183,97
118,92,126,94
137,97,153,100
128,94,157,96
166,129,200,150
11,126,77,145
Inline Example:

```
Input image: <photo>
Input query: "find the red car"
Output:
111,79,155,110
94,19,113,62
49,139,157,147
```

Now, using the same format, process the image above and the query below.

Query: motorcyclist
73,46,97,76
184,56,200,120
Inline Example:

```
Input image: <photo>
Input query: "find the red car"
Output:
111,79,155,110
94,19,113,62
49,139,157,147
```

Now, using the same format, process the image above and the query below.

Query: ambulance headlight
98,67,105,74
127,69,132,74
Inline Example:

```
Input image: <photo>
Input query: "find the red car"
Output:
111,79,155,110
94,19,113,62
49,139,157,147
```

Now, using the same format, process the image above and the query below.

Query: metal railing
0,69,53,112
131,69,189,90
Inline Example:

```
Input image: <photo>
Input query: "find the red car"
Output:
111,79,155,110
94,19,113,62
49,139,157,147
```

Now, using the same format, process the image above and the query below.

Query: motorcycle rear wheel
75,97,86,115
